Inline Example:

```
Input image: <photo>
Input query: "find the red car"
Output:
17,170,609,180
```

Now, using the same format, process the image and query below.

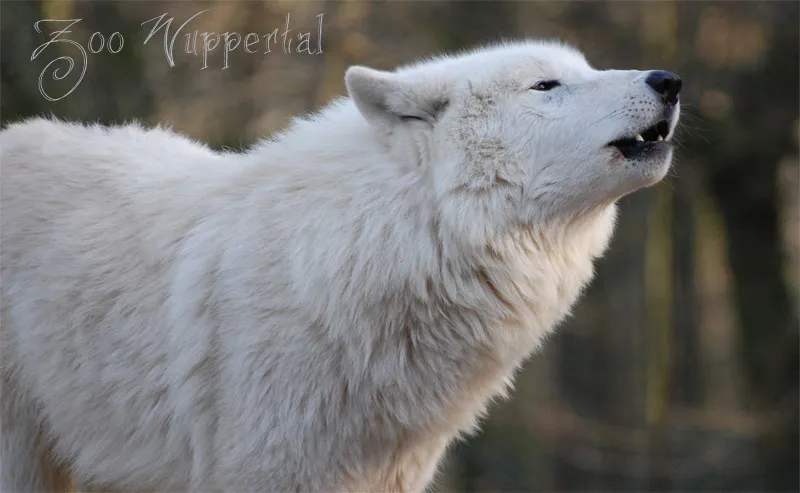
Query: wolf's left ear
345,66,448,131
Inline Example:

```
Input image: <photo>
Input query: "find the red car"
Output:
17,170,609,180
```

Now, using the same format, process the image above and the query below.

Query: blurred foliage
1,1,798,491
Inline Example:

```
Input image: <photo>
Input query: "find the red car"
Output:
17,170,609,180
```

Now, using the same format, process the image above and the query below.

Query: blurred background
2,1,798,491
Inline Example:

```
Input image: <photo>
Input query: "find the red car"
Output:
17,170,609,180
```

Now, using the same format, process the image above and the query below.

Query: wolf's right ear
345,66,447,132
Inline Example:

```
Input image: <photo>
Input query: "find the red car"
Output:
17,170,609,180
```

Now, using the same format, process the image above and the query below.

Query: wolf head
345,40,680,235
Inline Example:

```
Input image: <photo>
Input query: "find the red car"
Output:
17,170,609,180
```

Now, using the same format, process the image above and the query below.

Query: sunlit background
2,1,798,491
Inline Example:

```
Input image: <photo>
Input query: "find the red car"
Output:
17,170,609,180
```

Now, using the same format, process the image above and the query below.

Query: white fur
0,40,679,492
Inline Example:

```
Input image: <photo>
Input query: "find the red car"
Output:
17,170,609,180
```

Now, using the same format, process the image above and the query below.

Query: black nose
645,70,682,105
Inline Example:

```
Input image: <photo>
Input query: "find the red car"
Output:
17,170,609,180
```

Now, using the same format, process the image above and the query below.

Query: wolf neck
242,102,617,435
309,189,616,439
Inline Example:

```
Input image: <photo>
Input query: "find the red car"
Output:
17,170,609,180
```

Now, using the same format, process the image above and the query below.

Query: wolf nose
645,70,682,105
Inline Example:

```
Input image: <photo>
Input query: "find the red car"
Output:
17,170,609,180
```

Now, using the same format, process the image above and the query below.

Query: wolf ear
345,66,448,131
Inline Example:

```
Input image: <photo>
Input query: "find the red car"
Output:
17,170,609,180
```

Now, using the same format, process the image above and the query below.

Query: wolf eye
531,80,561,91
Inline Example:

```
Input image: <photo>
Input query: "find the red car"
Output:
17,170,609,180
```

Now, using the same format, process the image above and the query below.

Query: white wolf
0,40,681,492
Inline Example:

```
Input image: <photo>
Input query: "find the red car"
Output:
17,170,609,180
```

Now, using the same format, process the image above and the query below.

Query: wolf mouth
607,120,671,159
